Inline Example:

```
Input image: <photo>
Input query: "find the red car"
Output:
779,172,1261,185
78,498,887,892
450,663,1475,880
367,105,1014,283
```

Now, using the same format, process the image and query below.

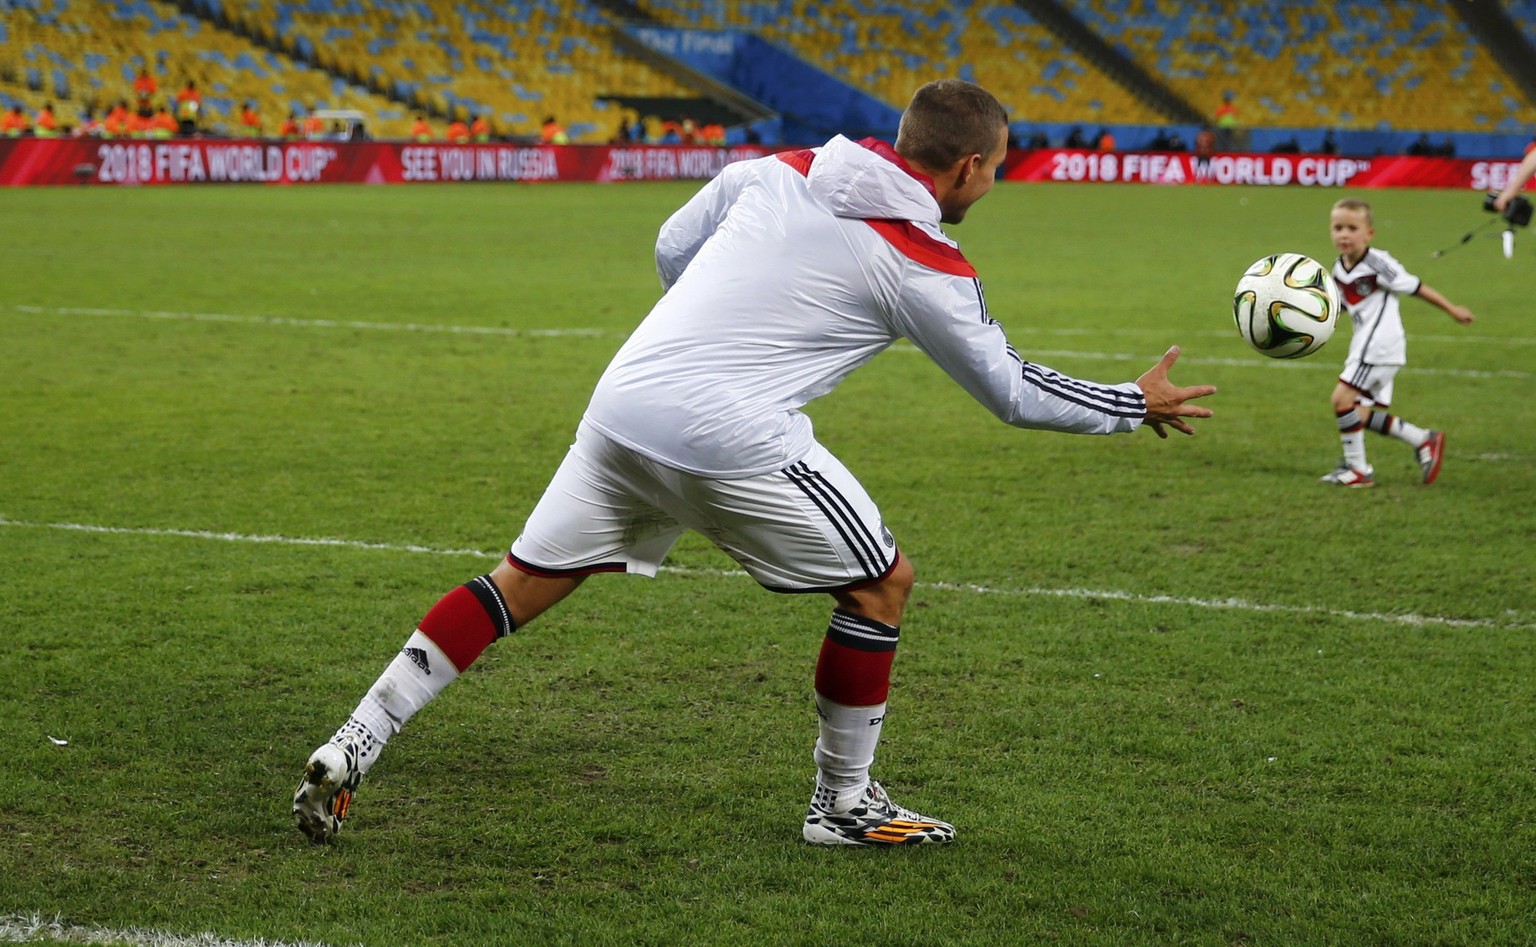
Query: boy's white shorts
1340,358,1401,407
508,422,898,593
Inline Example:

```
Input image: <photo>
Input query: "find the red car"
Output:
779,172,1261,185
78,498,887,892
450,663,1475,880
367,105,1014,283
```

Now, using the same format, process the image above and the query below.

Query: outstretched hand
1136,346,1217,438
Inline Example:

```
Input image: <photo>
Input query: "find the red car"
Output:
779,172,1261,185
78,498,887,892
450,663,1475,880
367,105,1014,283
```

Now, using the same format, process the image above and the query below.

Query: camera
1484,191,1533,228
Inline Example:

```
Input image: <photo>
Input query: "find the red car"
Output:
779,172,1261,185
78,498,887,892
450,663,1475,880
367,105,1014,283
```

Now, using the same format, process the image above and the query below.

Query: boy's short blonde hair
1332,198,1373,225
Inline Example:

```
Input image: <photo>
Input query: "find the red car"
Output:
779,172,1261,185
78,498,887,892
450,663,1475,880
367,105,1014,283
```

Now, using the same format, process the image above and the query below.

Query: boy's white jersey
1332,247,1421,366
583,134,1146,478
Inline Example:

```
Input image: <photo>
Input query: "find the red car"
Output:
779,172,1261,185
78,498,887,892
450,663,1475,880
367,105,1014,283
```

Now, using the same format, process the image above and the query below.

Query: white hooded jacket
583,135,1146,477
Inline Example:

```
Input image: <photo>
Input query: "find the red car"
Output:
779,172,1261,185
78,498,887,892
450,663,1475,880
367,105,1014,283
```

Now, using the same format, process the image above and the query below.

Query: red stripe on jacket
775,149,977,278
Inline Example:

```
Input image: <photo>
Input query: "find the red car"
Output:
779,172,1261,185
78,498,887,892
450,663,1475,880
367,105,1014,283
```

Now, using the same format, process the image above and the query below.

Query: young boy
1322,198,1474,487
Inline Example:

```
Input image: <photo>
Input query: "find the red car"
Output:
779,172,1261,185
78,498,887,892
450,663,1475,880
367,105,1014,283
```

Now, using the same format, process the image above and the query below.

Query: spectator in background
610,119,634,144
1214,91,1239,148
104,100,129,138
446,116,469,143
540,115,569,145
302,109,324,139
1406,133,1432,156
1320,129,1338,155
127,108,153,138
240,101,261,138
702,121,726,146
1025,130,1048,149
150,102,178,138
1096,128,1115,151
280,111,301,139
410,115,431,142
470,114,491,142
2,105,30,137
175,80,202,135
32,102,58,137
1064,126,1087,149
73,107,101,138
133,67,157,112
1195,126,1215,158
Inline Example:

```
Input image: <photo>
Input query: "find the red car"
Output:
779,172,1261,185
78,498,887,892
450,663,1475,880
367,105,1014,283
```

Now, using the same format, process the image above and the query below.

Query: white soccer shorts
509,422,898,592
1339,358,1401,408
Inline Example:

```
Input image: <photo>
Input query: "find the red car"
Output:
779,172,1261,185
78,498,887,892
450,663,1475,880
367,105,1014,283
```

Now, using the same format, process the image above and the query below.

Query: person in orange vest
410,115,431,142
1096,128,1116,151
701,122,726,147
1,105,30,137
1214,91,1240,149
127,109,154,138
539,115,568,145
469,114,490,142
240,101,261,137
32,102,58,137
132,68,157,111
150,103,178,138
175,80,202,134
302,110,324,138
445,116,469,143
278,111,300,139
103,100,129,137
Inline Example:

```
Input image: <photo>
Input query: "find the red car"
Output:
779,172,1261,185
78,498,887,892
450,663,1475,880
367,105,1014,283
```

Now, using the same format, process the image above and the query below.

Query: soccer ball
1232,252,1341,359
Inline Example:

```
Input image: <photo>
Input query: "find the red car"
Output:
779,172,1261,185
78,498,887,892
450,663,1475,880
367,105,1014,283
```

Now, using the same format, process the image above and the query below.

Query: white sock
1393,418,1429,447
332,631,458,775
1341,429,1368,472
813,693,886,811
1366,411,1429,447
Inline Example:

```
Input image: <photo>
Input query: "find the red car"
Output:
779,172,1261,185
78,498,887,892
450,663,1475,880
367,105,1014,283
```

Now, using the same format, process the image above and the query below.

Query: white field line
0,913,347,947
9,303,1531,379
2,515,1530,632
6,304,615,338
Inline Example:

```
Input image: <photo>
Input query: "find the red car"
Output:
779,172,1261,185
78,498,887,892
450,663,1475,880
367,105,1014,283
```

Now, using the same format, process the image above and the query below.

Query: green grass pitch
1,178,1533,946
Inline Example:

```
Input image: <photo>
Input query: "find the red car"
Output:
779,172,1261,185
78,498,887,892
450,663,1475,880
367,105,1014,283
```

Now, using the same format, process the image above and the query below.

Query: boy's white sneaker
1319,463,1375,488
1417,431,1445,484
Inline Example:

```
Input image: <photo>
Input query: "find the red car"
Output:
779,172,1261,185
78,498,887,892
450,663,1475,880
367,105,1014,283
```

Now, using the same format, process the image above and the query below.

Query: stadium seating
1062,0,1536,132
0,0,416,137
214,0,699,141
3,0,1532,144
1507,0,1536,52
630,0,1166,126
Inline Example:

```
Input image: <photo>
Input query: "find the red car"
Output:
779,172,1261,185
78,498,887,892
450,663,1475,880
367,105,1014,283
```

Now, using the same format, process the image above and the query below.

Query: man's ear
951,152,981,188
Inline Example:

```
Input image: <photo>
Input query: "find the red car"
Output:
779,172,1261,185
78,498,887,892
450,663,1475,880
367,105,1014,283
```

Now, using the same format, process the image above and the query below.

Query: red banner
0,138,775,186
1003,148,1531,191
3,138,1531,191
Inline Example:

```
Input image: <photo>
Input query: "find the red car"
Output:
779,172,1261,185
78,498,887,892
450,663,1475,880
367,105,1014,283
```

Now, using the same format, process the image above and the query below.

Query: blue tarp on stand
626,26,901,145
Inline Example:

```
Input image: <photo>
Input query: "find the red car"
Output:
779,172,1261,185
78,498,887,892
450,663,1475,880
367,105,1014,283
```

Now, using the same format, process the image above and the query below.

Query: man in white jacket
295,80,1216,846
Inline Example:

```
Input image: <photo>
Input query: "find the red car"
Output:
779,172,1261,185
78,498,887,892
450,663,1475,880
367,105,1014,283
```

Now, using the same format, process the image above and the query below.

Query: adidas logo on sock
403,646,431,675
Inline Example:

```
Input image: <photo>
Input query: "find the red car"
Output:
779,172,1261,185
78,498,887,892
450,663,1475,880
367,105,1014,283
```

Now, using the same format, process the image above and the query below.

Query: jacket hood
806,135,944,227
